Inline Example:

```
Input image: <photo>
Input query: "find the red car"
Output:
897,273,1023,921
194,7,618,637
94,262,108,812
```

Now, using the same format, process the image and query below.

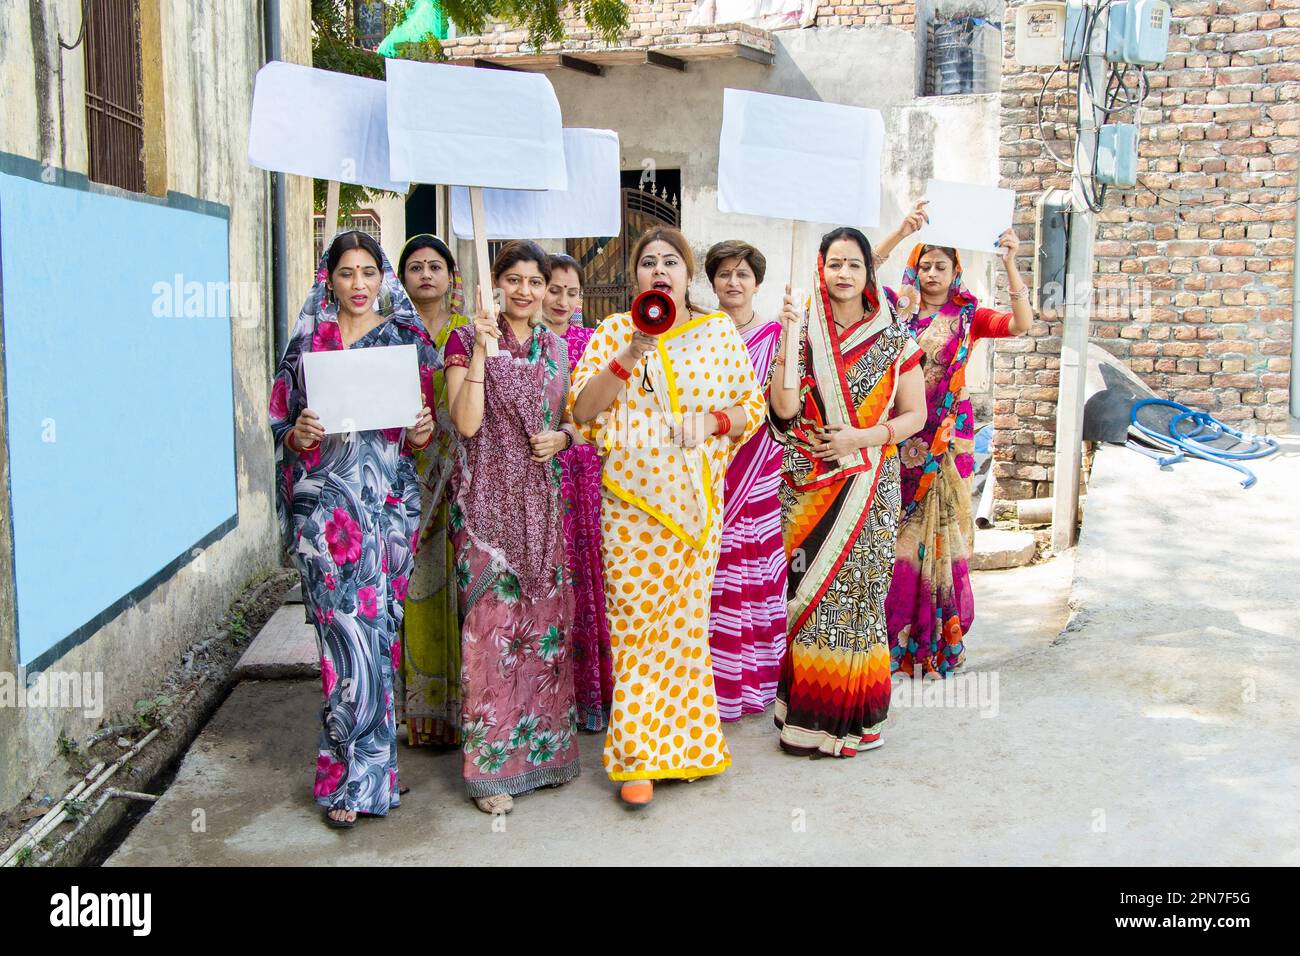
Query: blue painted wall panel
0,172,238,668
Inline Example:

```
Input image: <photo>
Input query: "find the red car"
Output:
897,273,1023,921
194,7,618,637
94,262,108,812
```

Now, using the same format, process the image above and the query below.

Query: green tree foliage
438,0,629,50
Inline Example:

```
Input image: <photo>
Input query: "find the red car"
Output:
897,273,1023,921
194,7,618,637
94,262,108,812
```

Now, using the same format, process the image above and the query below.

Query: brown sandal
474,794,514,814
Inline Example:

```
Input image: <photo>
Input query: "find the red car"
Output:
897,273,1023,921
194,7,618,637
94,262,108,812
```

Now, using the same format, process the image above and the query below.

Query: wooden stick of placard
325,179,341,237
784,219,802,389
469,186,499,357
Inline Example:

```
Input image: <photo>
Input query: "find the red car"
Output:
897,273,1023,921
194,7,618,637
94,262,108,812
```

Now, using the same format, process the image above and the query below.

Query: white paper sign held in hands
303,344,421,435
913,180,1016,254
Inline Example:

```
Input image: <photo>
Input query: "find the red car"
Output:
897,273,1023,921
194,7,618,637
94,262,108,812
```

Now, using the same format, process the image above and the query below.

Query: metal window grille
314,212,383,261
85,0,145,192
353,0,387,50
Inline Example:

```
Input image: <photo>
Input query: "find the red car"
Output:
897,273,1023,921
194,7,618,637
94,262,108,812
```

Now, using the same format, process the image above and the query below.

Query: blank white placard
303,344,421,435
450,129,620,239
913,179,1016,254
247,62,409,192
717,88,884,227
385,59,567,189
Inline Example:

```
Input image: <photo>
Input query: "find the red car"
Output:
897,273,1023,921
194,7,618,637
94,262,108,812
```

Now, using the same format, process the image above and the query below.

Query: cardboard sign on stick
303,345,421,434
784,225,803,389
450,129,620,239
717,89,883,387
386,60,569,359
248,62,408,191
384,59,567,189
324,180,341,237
717,88,884,228
469,187,498,357
913,179,1016,254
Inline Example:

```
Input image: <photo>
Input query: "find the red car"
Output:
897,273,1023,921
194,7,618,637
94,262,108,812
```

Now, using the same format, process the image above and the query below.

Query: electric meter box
1015,2,1067,66
1062,0,1089,62
1035,190,1070,316
1096,123,1138,188
1105,0,1171,67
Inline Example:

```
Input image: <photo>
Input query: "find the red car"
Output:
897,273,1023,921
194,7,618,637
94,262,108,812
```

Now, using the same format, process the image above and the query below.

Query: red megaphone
630,289,676,335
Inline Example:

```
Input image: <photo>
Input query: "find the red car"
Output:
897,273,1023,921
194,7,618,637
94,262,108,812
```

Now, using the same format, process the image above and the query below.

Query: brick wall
995,0,1297,501
814,2,917,27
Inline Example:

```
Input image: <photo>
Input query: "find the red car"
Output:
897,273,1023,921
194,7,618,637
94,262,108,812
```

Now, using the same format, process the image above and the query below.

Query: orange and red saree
772,255,922,756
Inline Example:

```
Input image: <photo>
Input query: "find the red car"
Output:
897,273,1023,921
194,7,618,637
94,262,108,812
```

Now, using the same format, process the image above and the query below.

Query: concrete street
108,430,1300,865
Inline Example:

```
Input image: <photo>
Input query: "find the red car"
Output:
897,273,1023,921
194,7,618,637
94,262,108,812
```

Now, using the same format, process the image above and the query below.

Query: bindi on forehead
641,240,683,261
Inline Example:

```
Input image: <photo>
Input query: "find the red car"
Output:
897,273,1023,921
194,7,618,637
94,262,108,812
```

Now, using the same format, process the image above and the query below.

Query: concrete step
235,604,319,680
971,528,1037,571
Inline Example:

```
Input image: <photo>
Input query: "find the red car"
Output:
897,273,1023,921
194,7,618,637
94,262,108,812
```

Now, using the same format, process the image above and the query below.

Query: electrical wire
58,0,91,51
1133,66,1147,149
1079,0,1115,108
1047,1,1205,212
1076,0,1126,211
1100,63,1141,114
1037,65,1075,169
1076,2,1100,210
1088,38,1149,210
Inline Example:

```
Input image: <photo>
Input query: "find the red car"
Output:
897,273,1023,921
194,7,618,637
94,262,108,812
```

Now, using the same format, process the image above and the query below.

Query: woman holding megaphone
570,227,765,806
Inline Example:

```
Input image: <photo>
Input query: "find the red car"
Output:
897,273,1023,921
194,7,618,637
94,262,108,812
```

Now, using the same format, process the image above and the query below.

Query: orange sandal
620,780,654,806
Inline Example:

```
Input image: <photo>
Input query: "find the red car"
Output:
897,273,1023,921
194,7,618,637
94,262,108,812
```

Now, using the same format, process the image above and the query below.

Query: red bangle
406,432,433,452
884,422,895,445
609,358,631,381
286,431,318,454
712,410,732,436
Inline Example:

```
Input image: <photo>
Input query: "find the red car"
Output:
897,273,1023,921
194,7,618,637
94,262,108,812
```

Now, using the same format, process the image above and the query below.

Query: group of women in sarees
269,197,1035,826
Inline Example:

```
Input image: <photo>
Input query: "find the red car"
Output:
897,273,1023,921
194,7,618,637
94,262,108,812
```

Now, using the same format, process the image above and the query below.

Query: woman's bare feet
474,794,514,814
620,780,653,805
